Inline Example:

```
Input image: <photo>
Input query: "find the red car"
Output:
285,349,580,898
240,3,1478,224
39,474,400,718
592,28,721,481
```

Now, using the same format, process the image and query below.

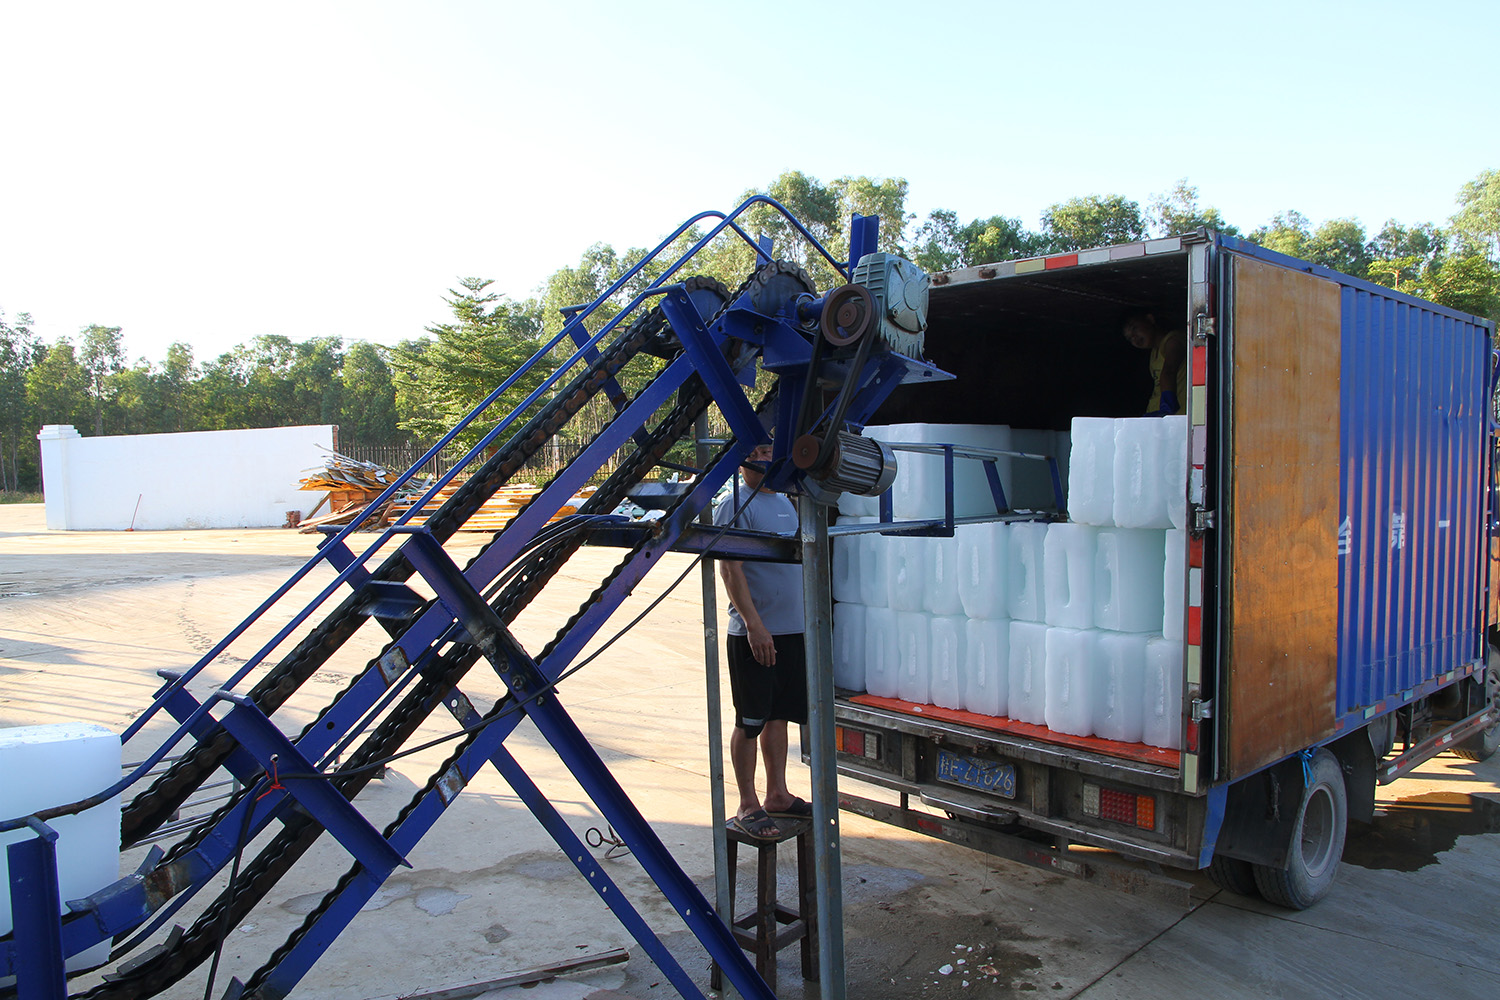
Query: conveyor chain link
119,316,656,850
85,262,796,1000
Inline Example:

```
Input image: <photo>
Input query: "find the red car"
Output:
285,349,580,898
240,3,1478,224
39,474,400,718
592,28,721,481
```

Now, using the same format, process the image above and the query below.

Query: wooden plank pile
295,450,598,534
387,482,597,533
296,451,403,532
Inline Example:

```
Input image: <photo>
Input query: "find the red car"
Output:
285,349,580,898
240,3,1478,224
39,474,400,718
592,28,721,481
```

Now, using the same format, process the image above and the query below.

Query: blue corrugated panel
1336,284,1491,719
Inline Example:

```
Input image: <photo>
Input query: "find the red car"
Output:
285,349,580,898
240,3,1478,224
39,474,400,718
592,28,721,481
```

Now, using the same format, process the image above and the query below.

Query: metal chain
83,262,804,1000
120,317,657,849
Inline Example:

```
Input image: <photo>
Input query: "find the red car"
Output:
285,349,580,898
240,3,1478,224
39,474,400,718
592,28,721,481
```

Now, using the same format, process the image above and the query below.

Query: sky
2,0,1496,365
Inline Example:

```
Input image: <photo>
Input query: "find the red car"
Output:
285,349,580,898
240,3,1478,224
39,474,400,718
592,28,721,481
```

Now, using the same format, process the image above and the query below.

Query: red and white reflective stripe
1183,318,1209,790
939,237,1185,284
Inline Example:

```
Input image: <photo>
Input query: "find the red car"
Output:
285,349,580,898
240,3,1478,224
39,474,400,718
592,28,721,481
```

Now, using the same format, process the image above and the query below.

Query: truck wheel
1207,853,1258,896
1252,749,1347,910
1453,665,1498,762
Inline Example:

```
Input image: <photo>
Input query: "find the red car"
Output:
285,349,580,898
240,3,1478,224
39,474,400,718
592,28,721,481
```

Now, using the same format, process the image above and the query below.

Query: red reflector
1186,719,1200,752
1099,788,1135,824
1045,253,1079,269
1186,606,1202,645
846,730,865,757
1192,344,1207,386
1189,536,1204,568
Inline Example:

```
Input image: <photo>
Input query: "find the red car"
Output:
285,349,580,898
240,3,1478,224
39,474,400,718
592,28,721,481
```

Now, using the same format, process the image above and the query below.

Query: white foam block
1144,637,1184,750
832,602,868,692
1164,529,1187,641
1044,627,1097,736
929,615,967,710
896,611,933,704
1093,633,1148,743
962,618,1009,717
872,423,1014,520
1044,523,1098,629
924,533,964,616
1067,417,1117,526
886,535,926,612
957,522,1009,620
864,606,901,698
1113,418,1183,529
1,723,121,974
1008,621,1048,725
1006,521,1048,622
1094,528,1167,633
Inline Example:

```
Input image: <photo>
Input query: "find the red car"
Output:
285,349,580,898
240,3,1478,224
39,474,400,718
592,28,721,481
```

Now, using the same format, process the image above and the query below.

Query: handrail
10,196,850,828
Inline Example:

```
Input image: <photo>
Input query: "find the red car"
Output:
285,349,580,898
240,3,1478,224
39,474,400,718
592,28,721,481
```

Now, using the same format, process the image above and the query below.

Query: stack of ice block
1,723,121,975
829,416,1190,751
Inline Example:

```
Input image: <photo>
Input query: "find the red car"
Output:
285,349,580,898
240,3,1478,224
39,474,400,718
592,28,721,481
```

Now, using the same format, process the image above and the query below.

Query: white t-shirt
713,485,804,636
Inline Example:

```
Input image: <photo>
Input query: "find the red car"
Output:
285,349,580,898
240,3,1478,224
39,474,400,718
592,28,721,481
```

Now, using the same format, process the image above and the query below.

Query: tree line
3,169,1497,494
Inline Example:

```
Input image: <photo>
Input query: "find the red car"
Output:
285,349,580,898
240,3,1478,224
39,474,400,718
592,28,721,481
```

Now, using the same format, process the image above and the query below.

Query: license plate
936,750,1016,799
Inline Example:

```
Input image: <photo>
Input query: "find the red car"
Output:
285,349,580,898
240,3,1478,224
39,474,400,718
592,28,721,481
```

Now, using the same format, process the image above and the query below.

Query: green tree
26,338,90,431
909,210,1046,271
1148,179,1239,237
1040,194,1146,252
391,279,549,448
1304,218,1371,278
1248,210,1312,258
1451,168,1500,260
159,342,199,432
79,324,125,435
339,341,400,442
0,310,43,491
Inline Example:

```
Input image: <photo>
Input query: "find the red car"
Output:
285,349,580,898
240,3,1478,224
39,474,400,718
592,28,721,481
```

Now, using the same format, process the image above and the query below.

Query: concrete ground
2,501,1497,1000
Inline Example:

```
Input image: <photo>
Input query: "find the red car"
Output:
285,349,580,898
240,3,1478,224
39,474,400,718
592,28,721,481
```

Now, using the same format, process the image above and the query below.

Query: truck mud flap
839,791,1193,909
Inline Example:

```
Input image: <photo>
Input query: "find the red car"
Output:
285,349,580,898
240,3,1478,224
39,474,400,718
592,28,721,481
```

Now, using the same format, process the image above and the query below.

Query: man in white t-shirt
713,442,809,840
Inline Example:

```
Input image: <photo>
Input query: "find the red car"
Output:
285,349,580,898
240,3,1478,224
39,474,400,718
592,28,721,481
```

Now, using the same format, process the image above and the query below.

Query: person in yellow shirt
1121,309,1186,416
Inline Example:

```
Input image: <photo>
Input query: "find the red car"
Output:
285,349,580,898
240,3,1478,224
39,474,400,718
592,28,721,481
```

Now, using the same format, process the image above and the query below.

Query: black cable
284,479,763,783
201,768,266,1000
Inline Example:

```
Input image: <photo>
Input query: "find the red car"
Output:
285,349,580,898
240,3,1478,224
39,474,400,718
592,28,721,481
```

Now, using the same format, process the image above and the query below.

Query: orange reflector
1135,794,1155,829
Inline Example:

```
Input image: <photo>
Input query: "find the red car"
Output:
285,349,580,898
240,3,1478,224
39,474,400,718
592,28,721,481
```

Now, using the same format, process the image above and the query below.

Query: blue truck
830,229,1500,908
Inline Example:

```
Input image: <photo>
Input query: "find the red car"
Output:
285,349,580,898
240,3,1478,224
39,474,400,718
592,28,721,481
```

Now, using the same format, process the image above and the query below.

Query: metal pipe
698,413,737,998
799,494,846,998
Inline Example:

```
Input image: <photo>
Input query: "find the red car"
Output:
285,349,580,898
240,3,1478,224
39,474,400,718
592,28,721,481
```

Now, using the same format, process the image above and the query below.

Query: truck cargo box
832,230,1496,895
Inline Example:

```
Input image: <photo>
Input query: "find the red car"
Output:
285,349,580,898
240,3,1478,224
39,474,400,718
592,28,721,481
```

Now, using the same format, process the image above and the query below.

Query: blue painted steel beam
584,523,801,563
153,672,260,784
212,694,410,881
386,532,775,1000
661,290,767,451
6,820,67,1000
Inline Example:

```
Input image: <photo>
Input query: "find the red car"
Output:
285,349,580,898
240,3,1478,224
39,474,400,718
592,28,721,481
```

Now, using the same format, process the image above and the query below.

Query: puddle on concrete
414,886,470,916
1343,792,1500,872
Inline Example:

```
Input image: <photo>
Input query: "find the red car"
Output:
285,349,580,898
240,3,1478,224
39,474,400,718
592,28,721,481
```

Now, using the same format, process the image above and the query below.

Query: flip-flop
768,797,813,819
728,808,781,841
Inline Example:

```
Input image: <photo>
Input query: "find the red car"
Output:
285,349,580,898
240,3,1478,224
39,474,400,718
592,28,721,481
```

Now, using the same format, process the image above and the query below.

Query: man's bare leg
730,724,764,820
759,720,795,814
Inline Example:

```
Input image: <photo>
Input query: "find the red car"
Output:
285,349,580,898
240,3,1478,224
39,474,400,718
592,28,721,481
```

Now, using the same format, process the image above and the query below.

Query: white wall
37,424,334,530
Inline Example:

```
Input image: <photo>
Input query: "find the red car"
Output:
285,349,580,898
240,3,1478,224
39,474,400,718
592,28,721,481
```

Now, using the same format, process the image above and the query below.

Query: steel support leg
800,495,846,999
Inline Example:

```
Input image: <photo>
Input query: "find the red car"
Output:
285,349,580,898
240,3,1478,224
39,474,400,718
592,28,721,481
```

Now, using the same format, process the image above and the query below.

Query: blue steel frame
2,205,933,999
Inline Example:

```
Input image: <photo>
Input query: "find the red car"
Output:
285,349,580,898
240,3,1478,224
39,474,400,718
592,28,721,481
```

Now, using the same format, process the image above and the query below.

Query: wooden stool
710,817,818,993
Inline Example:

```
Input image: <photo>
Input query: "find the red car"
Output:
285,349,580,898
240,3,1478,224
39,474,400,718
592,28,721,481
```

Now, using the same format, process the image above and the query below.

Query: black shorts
726,633,808,738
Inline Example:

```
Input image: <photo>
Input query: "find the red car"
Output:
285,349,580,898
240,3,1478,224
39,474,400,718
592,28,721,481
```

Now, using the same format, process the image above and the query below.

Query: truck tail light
1082,782,1156,830
835,725,880,760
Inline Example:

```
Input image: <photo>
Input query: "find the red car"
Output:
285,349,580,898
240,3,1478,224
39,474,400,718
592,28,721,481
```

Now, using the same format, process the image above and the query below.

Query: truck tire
1207,853,1258,897
1453,664,1498,762
1252,749,1347,910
